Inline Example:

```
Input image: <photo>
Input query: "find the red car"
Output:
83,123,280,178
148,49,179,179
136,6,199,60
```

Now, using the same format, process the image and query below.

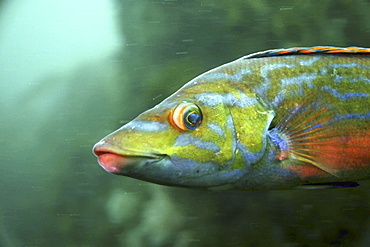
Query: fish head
93,80,253,189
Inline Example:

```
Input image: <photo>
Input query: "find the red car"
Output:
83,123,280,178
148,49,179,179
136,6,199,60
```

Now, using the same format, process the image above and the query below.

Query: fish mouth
93,141,164,174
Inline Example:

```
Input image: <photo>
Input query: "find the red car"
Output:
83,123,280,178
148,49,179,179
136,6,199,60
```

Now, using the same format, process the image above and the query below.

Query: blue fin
296,182,359,189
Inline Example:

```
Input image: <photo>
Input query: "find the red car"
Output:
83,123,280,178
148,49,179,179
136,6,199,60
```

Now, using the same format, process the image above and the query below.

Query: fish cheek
200,104,237,165
229,102,274,168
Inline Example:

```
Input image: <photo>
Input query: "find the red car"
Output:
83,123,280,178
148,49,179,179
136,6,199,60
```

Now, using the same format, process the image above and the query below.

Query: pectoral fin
270,94,345,177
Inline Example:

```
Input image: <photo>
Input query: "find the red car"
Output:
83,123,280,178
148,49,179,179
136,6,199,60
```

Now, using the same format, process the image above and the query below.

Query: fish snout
92,141,137,174
93,140,164,174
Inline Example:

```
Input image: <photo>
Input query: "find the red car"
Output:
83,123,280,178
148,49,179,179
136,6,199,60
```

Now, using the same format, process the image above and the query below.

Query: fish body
93,46,370,190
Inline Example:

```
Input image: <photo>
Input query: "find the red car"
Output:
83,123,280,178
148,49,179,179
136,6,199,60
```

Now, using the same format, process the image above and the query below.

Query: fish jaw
93,141,165,175
92,139,248,190
92,140,197,188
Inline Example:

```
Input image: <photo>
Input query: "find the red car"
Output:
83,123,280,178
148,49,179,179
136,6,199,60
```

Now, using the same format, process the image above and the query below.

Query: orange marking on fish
276,150,289,161
313,131,370,172
283,165,330,179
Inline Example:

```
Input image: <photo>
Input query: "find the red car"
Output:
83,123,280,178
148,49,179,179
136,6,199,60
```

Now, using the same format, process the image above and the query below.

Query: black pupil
187,112,200,125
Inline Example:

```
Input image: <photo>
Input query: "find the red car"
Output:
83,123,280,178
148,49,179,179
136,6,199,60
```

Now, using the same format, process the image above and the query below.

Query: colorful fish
93,46,370,190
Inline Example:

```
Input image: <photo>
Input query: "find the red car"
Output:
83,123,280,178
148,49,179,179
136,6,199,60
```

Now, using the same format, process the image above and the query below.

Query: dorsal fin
244,46,370,59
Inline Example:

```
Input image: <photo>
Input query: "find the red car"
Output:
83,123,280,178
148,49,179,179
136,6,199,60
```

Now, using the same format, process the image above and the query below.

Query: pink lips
93,144,135,174
96,153,127,174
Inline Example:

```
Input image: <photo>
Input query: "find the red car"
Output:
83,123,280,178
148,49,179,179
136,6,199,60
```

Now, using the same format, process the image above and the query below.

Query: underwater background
1,0,370,246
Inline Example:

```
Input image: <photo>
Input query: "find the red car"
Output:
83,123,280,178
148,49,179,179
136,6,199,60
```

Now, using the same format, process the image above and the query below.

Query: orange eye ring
171,102,202,130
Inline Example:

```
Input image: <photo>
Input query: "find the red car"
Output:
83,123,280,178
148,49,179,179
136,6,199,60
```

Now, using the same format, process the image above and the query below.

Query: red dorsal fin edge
244,46,370,59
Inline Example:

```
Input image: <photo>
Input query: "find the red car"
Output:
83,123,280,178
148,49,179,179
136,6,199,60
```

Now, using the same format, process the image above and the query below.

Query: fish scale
93,46,370,190
235,55,370,127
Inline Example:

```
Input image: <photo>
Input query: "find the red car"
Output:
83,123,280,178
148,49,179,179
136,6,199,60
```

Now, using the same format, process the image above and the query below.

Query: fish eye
171,102,202,130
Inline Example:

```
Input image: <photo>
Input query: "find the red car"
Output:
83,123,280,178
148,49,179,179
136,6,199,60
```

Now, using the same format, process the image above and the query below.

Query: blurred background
1,0,370,246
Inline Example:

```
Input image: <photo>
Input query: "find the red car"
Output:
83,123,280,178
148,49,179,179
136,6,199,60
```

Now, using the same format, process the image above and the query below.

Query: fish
93,46,370,190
